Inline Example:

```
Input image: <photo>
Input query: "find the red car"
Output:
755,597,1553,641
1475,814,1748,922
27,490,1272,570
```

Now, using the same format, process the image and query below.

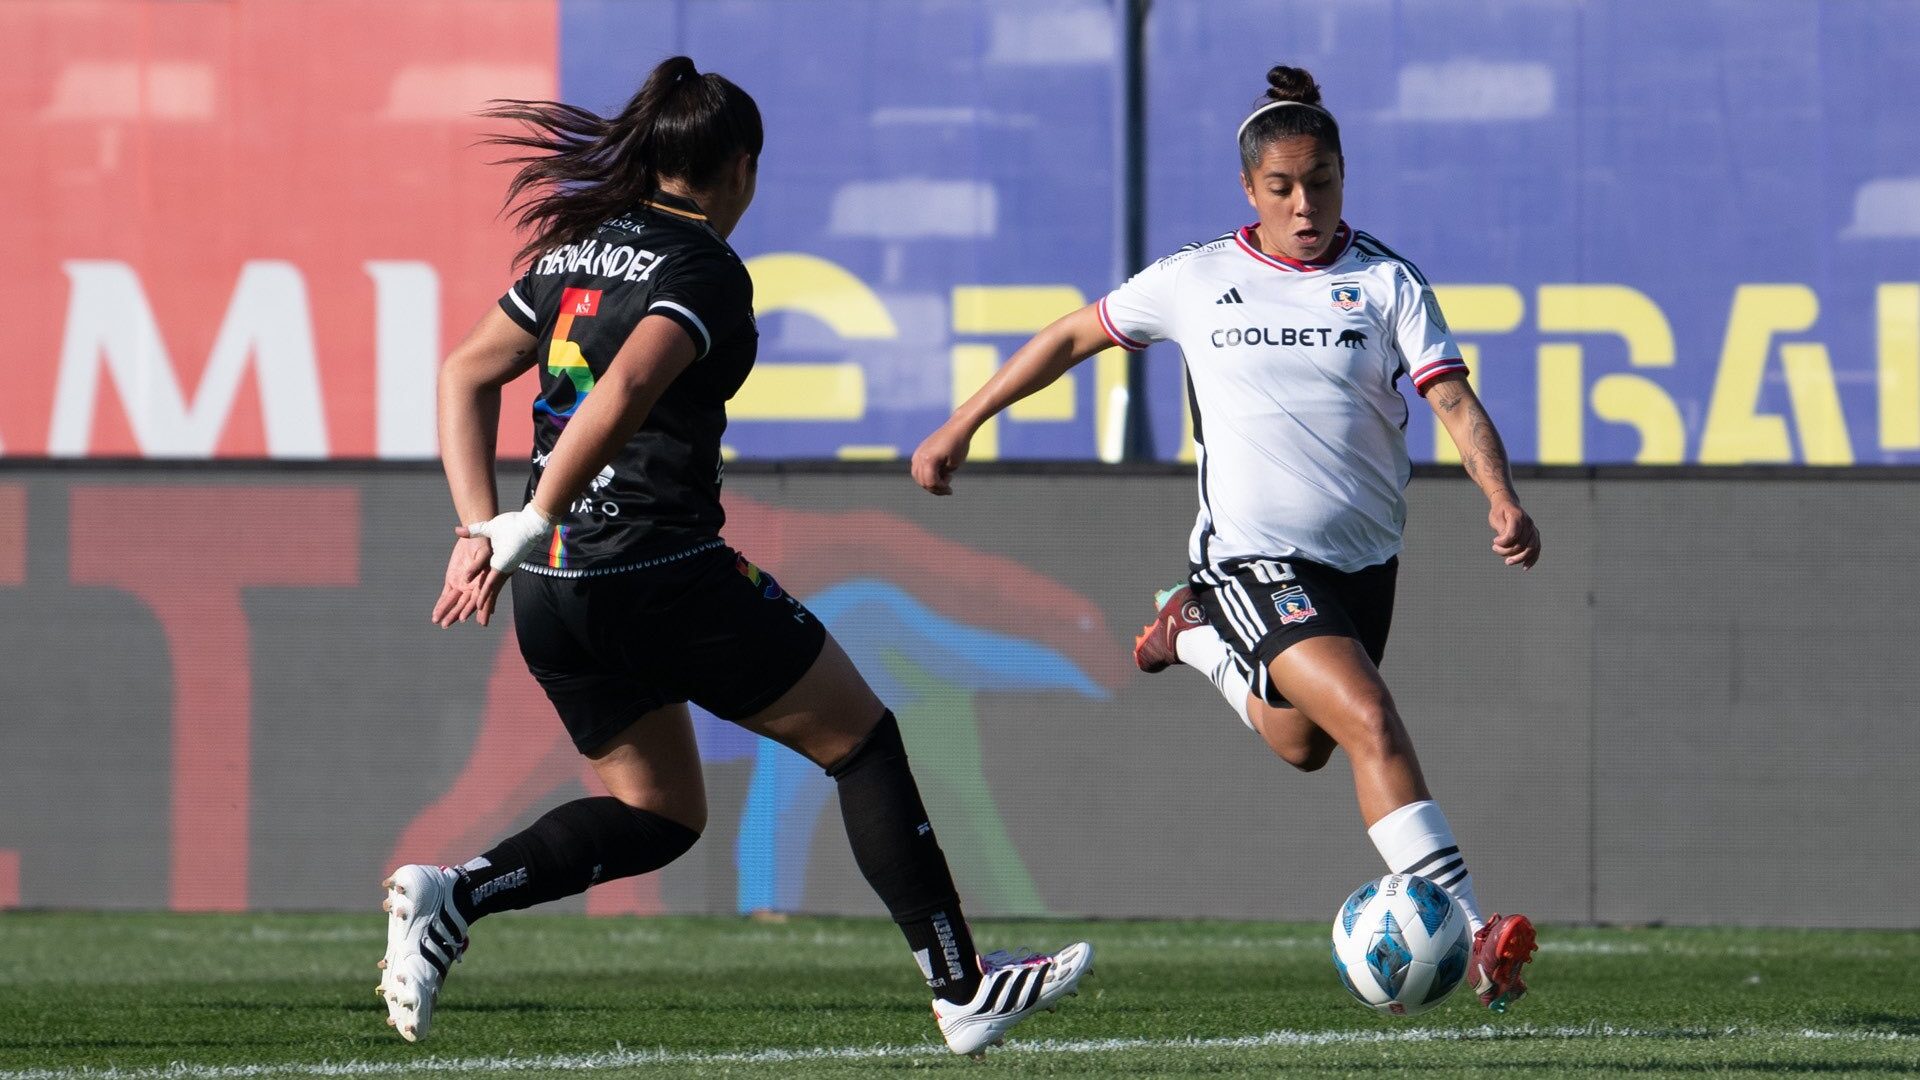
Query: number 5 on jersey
538,287,602,419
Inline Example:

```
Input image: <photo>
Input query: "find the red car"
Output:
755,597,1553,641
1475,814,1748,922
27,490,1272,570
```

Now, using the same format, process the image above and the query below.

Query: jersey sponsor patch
560,287,602,317
1331,283,1364,312
1337,329,1368,349
1271,586,1318,625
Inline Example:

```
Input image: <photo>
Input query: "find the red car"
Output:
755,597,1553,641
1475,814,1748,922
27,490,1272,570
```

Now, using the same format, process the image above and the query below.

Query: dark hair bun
1264,65,1323,107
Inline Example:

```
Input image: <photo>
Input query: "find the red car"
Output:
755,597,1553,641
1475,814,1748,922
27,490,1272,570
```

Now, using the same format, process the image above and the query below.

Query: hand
910,422,973,495
431,536,495,628
430,504,555,629
1489,501,1541,569
461,503,555,572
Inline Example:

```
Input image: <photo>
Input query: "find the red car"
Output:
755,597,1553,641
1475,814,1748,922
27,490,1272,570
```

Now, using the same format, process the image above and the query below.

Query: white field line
2,1024,1915,1080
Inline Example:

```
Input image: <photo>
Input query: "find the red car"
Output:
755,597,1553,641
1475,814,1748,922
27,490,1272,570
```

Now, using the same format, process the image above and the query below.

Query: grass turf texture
2,915,1916,1078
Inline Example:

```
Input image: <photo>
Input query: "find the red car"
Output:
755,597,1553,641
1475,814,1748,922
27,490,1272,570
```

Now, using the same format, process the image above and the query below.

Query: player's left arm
1425,373,1541,569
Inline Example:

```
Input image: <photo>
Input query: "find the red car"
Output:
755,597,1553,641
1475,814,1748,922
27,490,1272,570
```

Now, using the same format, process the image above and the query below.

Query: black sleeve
643,251,752,361
497,264,543,334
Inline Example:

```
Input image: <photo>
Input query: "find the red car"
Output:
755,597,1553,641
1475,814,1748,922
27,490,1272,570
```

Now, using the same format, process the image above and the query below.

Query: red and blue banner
5,0,1919,464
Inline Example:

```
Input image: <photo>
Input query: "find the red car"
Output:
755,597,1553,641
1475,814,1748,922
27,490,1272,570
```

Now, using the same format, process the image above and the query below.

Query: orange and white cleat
1469,912,1537,1012
1132,583,1206,673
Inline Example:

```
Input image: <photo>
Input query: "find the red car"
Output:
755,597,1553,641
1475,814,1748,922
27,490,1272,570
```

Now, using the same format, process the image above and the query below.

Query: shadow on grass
1816,1012,1920,1036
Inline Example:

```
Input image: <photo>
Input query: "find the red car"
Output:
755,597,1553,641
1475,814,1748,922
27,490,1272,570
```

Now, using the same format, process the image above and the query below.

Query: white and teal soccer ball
1331,873,1471,1016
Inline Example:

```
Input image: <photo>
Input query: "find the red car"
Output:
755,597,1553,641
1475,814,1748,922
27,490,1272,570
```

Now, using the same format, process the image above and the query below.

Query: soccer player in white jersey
913,64,1541,1011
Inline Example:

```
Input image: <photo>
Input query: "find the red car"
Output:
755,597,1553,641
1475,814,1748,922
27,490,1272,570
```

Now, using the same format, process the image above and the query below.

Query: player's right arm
433,305,540,628
911,303,1112,495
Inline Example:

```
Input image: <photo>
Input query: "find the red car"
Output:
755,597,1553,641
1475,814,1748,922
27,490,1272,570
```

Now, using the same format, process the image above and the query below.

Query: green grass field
2,914,1916,1079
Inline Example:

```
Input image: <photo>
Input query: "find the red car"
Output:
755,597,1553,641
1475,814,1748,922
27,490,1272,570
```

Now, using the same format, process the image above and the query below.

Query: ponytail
483,56,764,266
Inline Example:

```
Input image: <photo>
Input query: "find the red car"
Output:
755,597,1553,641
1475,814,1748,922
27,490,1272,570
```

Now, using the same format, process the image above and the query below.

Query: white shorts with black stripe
1191,555,1398,708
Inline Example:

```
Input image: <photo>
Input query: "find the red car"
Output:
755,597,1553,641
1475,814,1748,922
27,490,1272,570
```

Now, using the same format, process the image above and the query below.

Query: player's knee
1339,695,1408,764
618,792,708,837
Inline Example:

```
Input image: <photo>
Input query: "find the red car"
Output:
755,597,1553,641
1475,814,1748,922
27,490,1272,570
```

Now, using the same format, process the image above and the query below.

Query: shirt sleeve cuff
1096,297,1149,352
648,299,713,360
499,286,539,333
1412,358,1469,394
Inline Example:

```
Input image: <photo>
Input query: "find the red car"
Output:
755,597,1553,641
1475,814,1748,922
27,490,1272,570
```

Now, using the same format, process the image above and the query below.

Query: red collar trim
1234,222,1352,271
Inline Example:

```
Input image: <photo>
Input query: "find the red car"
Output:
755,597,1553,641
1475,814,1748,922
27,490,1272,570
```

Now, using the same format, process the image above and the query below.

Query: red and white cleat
1132,584,1206,673
1470,912,1537,1012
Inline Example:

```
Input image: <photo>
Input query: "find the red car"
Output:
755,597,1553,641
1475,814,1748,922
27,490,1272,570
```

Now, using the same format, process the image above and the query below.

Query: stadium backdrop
3,1,1917,925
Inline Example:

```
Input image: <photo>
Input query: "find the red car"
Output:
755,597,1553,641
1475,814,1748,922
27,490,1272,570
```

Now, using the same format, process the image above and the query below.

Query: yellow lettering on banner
738,364,867,420
1537,285,1682,464
1879,283,1920,451
1700,285,1852,463
1094,349,1127,463
1780,343,1853,464
735,253,890,420
1591,375,1685,463
1534,344,1584,464
836,445,899,461
1180,365,1197,464
950,285,1099,450
952,286,1084,334
1429,286,1521,462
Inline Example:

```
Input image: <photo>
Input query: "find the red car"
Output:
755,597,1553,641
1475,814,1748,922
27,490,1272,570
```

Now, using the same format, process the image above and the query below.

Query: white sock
1173,623,1254,731
1367,800,1485,932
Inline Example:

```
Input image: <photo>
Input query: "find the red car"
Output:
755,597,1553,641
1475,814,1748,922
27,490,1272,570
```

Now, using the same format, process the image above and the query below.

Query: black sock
827,711,982,1004
453,797,701,923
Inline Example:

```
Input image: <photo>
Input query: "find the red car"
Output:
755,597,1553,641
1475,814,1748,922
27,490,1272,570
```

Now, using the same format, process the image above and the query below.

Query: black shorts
512,542,827,754
1191,555,1397,707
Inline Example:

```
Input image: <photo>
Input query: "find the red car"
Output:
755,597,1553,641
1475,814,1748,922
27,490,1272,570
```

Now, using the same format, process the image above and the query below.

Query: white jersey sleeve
1391,265,1468,394
1096,254,1185,351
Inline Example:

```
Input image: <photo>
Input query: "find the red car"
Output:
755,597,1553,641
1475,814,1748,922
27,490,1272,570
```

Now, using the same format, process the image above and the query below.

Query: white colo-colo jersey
1098,222,1466,573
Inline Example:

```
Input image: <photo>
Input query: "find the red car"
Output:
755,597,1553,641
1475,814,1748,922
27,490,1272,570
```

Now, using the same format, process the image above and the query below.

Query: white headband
1235,99,1329,142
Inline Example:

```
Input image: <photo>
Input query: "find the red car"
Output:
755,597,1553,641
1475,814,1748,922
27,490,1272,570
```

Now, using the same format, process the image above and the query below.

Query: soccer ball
1331,873,1470,1016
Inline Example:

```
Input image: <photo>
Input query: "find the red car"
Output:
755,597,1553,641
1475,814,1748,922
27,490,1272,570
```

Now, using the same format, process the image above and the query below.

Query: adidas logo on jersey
1215,288,1244,305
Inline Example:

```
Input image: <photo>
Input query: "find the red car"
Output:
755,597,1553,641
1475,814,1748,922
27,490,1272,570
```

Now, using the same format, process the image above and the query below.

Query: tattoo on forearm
1429,380,1468,414
1460,402,1518,501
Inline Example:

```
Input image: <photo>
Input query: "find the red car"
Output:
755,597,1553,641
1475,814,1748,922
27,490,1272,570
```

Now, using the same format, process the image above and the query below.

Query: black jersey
497,193,757,575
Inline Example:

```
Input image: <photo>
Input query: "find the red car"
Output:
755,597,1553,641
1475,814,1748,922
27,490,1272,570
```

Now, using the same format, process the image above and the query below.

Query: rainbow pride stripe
546,525,567,569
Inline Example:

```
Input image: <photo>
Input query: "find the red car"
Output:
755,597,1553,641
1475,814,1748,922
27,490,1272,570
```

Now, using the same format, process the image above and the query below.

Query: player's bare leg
1266,637,1534,1009
1263,636,1429,824
586,704,710,833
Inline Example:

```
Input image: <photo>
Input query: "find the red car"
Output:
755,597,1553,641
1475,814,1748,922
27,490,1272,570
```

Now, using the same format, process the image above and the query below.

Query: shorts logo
735,555,786,600
1331,283,1364,312
1271,586,1317,625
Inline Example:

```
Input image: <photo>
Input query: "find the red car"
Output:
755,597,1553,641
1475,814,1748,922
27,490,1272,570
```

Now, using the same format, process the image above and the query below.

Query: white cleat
377,864,469,1043
933,942,1093,1057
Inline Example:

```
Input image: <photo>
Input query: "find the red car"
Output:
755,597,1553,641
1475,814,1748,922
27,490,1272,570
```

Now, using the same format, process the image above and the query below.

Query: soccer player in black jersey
375,57,1090,1054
